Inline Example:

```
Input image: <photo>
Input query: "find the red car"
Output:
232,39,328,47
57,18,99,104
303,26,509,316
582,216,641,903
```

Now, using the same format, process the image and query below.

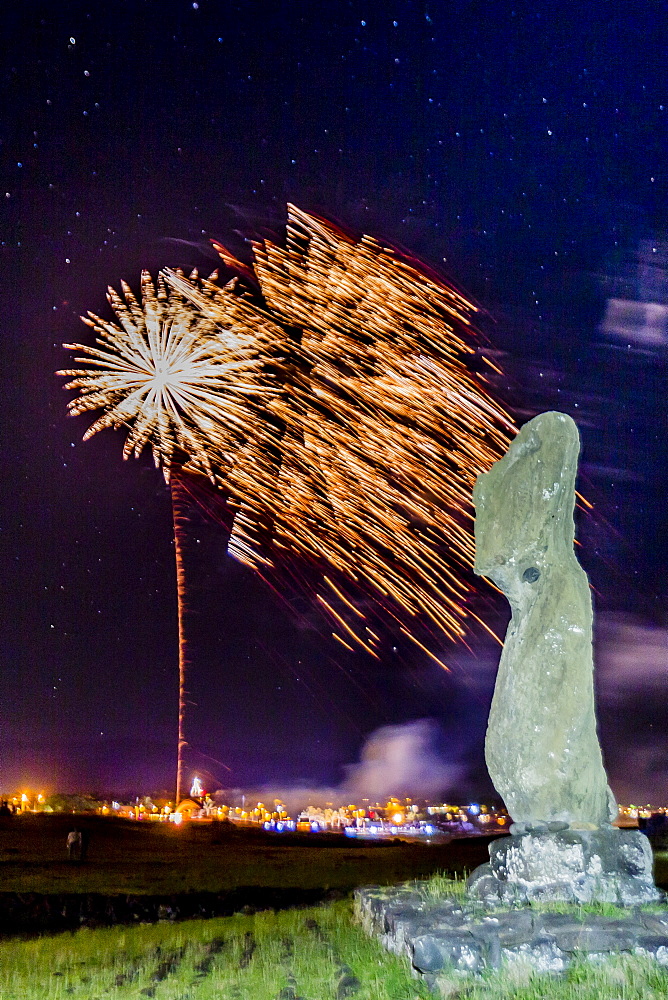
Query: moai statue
468,411,661,905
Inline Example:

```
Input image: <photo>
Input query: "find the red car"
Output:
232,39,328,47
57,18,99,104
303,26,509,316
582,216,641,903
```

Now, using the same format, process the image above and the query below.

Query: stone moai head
473,411,580,597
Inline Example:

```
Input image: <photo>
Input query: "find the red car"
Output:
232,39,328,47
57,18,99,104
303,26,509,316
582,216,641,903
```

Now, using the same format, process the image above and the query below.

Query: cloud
596,614,668,703
599,298,668,348
595,613,668,805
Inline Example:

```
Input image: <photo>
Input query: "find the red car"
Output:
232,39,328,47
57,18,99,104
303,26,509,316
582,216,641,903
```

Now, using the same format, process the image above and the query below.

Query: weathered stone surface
527,882,582,904
464,865,501,902
467,909,534,947
430,903,466,928
384,905,419,934
635,935,668,965
467,828,664,906
354,881,668,987
412,929,483,973
640,912,668,935
549,922,637,953
490,831,587,882
473,411,617,828
536,912,590,934
502,938,569,974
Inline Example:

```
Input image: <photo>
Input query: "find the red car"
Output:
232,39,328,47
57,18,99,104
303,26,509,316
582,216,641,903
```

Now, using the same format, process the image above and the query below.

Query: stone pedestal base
355,881,668,988
467,827,664,906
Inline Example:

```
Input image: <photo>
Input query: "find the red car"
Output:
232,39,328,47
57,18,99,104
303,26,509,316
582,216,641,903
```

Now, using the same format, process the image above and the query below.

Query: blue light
468,803,480,815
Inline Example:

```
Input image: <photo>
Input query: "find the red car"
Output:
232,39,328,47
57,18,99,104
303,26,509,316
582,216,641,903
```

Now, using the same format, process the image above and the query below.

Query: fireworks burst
60,212,513,668
165,206,514,657
57,210,513,792
57,270,280,480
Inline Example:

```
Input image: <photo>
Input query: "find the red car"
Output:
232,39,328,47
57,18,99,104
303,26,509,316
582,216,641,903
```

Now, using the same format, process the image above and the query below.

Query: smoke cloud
230,718,465,812
340,719,465,801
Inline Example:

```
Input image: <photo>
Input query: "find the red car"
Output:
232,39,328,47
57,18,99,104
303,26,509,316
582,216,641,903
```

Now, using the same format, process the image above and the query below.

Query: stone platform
355,881,668,992
467,828,664,906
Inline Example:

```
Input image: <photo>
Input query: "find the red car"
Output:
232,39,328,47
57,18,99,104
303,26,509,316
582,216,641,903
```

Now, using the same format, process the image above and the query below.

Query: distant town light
190,775,203,798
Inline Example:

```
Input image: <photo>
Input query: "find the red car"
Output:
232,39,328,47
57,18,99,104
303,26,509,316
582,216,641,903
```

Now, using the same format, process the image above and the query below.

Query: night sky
3,1,667,803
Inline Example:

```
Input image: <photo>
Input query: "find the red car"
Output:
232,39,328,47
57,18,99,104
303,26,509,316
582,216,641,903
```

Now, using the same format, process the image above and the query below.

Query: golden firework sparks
59,213,512,683
166,207,515,654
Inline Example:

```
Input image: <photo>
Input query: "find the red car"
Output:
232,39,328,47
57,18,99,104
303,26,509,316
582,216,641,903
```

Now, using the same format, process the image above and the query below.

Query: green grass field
2,896,667,1000
3,901,429,1000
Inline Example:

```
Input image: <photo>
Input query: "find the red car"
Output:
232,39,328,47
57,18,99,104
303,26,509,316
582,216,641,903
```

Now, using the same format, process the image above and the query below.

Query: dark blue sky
2,1,667,800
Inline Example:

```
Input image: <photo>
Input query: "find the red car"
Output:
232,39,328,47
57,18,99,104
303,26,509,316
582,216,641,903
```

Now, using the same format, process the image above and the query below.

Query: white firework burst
58,270,279,480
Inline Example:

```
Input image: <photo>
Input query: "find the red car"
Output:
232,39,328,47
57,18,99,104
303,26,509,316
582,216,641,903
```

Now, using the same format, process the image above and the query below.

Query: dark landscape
1,814,666,938
0,814,494,895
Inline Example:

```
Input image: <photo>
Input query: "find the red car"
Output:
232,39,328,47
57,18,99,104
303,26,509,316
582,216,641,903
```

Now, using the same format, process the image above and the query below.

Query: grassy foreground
0,900,430,1000
2,895,668,1000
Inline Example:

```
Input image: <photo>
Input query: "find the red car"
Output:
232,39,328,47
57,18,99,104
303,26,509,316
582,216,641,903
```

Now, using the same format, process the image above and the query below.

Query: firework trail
57,270,282,800
166,206,514,658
